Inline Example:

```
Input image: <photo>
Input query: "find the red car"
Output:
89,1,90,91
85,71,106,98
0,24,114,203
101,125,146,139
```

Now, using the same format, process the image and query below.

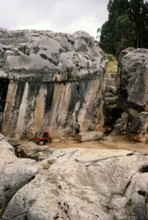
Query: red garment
35,137,45,141
35,132,52,141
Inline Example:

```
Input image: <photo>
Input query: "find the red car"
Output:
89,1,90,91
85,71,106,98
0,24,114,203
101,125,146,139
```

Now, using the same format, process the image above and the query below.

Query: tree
142,2,148,48
115,15,135,56
99,0,148,56
129,0,144,47
99,21,115,54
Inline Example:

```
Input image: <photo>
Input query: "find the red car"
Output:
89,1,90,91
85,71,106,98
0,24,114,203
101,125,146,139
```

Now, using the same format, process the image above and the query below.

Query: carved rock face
0,29,108,138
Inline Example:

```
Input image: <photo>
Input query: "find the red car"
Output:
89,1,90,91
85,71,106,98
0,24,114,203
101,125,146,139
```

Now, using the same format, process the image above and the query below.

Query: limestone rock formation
0,29,107,139
113,112,128,134
113,48,148,141
0,138,37,217
1,146,148,220
128,111,148,142
116,48,148,117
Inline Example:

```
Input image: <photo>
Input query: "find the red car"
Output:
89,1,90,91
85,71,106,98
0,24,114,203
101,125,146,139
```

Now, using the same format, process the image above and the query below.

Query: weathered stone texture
0,29,107,138
1,146,148,220
116,48,148,116
114,48,148,141
0,139,37,217
76,131,104,142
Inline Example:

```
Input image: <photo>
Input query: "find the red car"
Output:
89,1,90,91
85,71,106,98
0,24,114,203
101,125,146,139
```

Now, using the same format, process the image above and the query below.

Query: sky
0,0,109,38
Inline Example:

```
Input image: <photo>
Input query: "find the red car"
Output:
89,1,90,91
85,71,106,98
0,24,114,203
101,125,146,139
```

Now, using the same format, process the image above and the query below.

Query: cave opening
104,105,124,134
0,78,9,129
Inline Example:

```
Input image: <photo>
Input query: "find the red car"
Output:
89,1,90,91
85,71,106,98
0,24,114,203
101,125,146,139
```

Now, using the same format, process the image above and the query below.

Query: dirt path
50,135,148,154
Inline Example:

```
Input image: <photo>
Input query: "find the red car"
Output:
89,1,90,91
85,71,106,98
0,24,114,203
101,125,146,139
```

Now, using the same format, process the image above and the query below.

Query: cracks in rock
75,154,135,167
1,175,36,219
2,197,36,220
57,153,66,158
139,165,148,173
137,190,147,198
76,152,146,169
2,209,28,220
75,156,119,166
100,202,112,213
123,174,134,196
126,152,135,156
137,190,148,220
55,150,78,161
53,201,71,220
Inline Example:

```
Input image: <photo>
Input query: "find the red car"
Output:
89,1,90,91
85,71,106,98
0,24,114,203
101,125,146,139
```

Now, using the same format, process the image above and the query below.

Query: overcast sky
0,0,109,38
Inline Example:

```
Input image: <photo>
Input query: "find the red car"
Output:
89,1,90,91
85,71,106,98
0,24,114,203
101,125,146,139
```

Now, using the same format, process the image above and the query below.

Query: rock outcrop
1,144,148,220
0,138,37,217
0,29,107,139
128,111,148,142
116,48,148,115
114,48,148,142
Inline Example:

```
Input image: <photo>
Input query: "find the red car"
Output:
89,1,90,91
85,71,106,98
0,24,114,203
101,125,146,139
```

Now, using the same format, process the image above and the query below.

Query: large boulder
128,111,148,142
0,29,107,139
114,48,148,141
1,148,148,220
0,138,37,217
116,48,148,117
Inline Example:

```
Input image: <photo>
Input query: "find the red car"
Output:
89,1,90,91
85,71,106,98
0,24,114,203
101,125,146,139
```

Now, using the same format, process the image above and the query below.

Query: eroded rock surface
0,139,37,217
128,112,148,142
116,48,148,115
113,48,148,142
1,144,148,220
0,29,107,138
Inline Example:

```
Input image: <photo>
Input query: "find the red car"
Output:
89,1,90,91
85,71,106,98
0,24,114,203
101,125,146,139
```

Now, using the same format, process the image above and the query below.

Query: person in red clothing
35,131,52,145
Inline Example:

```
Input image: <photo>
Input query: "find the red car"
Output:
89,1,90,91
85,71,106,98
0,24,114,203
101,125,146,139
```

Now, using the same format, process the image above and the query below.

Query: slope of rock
1,144,148,220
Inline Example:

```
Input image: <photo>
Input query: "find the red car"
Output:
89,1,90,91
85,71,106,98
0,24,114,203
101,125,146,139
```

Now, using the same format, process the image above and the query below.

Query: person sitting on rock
43,131,52,142
35,131,52,145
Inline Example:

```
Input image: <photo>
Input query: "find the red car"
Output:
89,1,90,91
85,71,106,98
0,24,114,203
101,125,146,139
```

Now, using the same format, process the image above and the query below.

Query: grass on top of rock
43,161,52,170
106,54,118,76
0,203,5,217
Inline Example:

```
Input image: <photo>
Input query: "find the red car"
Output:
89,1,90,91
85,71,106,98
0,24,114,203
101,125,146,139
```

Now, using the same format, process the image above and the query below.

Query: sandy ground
49,135,148,154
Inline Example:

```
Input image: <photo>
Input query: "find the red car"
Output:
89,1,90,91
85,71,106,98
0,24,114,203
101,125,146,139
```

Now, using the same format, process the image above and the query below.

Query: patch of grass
43,161,52,170
0,203,5,217
106,54,118,76
10,132,15,138
126,198,134,207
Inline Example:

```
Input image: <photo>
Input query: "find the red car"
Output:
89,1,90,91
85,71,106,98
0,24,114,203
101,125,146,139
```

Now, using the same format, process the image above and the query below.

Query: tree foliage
99,0,148,56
